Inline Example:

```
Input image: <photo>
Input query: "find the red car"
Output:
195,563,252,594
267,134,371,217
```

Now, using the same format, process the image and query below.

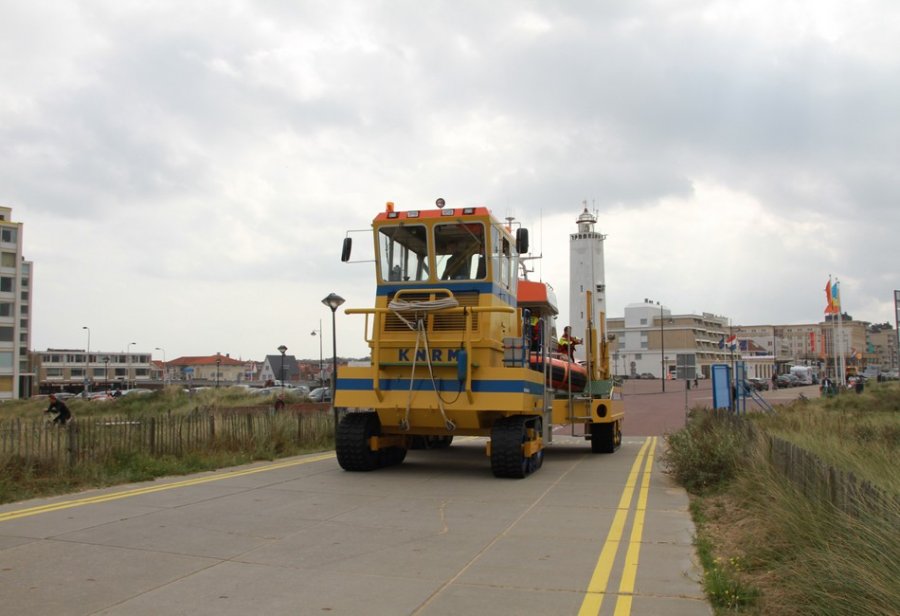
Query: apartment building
36,349,153,393
0,206,33,399
607,301,734,379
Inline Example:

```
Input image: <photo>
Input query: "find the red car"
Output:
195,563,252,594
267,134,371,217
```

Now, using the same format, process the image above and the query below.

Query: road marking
614,436,657,615
578,437,651,616
0,452,336,523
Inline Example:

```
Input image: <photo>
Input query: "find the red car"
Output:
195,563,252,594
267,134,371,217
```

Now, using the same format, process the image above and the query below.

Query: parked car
121,388,153,396
774,374,793,389
308,387,332,403
747,378,769,391
638,373,656,379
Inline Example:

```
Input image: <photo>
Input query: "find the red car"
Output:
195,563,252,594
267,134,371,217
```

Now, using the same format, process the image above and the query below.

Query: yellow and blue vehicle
335,200,623,478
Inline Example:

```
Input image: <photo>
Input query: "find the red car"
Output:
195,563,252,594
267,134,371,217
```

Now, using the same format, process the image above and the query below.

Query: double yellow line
579,436,658,616
0,452,335,523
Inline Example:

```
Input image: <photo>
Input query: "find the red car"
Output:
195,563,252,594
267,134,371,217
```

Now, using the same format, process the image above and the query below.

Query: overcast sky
3,1,898,361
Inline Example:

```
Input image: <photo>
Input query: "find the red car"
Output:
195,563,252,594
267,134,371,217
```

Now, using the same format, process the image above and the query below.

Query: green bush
663,409,751,495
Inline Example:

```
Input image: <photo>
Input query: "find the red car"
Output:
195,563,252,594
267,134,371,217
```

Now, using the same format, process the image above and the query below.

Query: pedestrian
45,394,72,425
557,326,582,360
771,372,778,390
274,394,286,411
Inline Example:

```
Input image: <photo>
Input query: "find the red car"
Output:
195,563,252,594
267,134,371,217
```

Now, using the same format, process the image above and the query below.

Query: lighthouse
569,204,607,364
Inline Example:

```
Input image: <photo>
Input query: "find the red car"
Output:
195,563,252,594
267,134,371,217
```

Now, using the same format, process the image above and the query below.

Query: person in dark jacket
45,394,72,425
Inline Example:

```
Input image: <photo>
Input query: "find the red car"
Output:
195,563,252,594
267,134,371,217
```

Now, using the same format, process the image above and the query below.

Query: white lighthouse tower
569,204,607,363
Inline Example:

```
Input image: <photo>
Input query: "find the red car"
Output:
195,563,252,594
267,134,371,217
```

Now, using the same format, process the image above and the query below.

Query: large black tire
491,416,527,478
381,444,408,467
590,421,621,454
336,412,382,471
491,416,542,478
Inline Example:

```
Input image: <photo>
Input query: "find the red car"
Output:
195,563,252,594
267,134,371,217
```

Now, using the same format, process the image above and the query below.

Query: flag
718,336,725,349
824,280,836,314
831,280,841,312
726,334,737,351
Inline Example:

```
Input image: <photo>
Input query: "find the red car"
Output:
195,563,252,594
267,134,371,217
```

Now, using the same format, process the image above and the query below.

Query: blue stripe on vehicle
337,377,544,396
375,282,516,306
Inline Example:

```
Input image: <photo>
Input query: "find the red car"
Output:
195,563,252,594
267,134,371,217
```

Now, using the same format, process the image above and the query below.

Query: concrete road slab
0,427,710,615
239,520,429,569
0,539,216,616
55,514,272,559
0,534,33,551
458,534,606,592
0,501,164,539
630,541,707,600
98,560,442,616
417,584,585,615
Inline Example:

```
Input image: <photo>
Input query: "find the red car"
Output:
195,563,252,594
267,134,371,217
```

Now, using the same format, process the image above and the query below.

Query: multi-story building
36,349,153,393
867,324,898,372
166,353,246,384
607,301,733,379
0,206,33,399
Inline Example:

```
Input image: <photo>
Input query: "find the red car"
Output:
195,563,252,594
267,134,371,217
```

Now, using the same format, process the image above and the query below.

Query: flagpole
836,277,846,386
828,276,838,383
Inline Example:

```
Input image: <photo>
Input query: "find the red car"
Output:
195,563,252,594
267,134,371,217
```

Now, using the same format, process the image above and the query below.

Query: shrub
663,409,751,495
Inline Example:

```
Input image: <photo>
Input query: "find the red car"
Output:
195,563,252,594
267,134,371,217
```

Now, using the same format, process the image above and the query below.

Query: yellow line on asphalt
0,452,336,523
614,436,657,616
577,437,651,616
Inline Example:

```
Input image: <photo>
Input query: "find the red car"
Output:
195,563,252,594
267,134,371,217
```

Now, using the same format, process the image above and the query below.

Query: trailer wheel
336,412,382,471
590,421,621,454
491,416,541,478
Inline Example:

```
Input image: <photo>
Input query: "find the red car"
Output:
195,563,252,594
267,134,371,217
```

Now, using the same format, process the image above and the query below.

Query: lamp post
277,345,287,396
215,357,221,388
82,326,91,394
660,303,666,391
311,320,323,386
322,292,345,429
155,347,166,385
127,342,136,390
103,356,110,387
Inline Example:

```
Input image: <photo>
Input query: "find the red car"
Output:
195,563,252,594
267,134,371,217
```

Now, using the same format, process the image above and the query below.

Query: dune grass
664,381,899,615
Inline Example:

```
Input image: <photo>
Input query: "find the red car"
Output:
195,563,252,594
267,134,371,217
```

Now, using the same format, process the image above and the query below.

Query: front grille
383,291,480,333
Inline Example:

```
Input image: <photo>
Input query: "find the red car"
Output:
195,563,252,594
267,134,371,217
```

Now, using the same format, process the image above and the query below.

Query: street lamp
82,326,91,394
277,345,287,396
103,356,110,385
155,347,166,385
322,292,345,428
311,320,323,386
215,357,221,388
127,342,136,390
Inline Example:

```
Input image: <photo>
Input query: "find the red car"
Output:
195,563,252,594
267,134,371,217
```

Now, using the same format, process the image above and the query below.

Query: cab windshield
378,224,429,282
435,222,487,281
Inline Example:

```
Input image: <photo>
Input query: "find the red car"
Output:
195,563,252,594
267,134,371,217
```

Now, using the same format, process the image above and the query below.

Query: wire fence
0,408,334,469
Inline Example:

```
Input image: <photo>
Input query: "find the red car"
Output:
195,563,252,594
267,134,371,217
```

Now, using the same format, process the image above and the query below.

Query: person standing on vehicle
45,394,72,425
557,326,582,360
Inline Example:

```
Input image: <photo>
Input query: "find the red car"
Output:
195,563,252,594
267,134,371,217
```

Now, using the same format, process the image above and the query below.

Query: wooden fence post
67,421,78,467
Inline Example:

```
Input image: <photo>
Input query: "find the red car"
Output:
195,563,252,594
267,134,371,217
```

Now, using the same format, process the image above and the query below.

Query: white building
568,205,607,363
608,302,733,379
0,206,33,399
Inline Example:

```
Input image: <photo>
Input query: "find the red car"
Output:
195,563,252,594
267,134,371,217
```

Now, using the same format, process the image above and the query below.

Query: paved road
614,378,819,437
0,435,710,615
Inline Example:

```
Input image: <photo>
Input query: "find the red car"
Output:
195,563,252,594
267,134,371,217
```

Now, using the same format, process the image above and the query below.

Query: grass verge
664,382,900,615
